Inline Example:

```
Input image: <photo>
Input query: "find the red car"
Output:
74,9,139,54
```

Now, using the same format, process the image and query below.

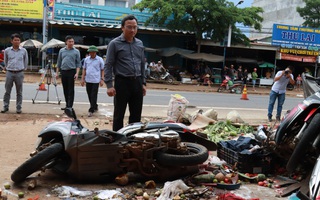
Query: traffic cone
38,81,47,91
37,73,47,91
240,84,249,100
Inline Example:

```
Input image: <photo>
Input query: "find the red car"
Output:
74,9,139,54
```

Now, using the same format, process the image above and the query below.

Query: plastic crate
217,142,271,174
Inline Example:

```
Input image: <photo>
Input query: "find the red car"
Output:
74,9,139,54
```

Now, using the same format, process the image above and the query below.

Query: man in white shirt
267,66,295,122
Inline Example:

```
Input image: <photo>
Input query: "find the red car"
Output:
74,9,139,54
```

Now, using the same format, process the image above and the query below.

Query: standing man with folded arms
1,33,28,114
56,35,81,109
104,15,146,131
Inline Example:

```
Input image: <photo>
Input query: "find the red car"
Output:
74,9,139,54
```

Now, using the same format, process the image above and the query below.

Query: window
105,0,126,7
70,0,91,4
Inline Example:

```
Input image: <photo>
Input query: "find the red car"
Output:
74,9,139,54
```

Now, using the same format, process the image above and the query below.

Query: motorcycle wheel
286,113,320,172
234,86,242,94
155,142,208,166
217,86,225,92
11,143,63,183
166,75,174,84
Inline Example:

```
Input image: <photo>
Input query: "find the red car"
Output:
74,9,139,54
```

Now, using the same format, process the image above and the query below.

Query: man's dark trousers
61,69,76,108
113,76,143,131
86,82,99,112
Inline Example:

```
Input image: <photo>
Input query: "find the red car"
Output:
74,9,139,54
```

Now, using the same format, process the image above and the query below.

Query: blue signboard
53,2,170,27
272,24,320,51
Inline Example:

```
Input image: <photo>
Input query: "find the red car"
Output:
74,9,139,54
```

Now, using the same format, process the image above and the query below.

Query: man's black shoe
276,116,281,121
16,110,22,114
1,108,8,113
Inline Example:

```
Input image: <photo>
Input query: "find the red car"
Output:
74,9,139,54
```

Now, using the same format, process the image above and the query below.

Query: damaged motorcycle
274,73,320,199
11,108,209,183
275,73,320,172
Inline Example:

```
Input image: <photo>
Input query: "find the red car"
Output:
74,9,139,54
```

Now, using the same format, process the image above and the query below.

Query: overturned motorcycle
11,108,209,183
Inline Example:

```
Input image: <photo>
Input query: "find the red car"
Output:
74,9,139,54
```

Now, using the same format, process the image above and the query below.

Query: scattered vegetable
200,120,254,143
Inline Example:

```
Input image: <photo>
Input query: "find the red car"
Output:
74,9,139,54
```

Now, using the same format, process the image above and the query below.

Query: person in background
251,67,258,91
81,53,89,68
203,74,213,87
267,66,295,122
144,58,150,78
56,35,81,109
296,74,302,91
104,15,146,131
0,50,5,72
80,45,104,117
1,33,28,114
242,68,248,85
156,60,166,74
228,64,235,81
237,65,243,81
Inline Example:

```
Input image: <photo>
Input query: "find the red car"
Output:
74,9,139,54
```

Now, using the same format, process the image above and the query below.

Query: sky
229,0,253,8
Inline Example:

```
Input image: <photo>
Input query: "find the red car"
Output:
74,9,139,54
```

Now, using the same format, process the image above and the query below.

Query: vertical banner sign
0,0,43,20
47,0,55,20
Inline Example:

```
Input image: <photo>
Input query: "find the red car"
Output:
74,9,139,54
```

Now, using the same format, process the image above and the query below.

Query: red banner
280,53,316,63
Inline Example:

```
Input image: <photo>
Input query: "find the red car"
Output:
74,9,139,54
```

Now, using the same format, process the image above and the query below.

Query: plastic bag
157,179,189,200
167,94,189,122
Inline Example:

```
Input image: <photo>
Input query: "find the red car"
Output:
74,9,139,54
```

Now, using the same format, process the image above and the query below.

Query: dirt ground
0,73,296,199
0,114,286,200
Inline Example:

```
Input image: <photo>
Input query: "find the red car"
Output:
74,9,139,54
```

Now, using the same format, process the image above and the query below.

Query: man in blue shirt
104,15,146,131
56,35,81,109
81,45,104,117
1,33,28,114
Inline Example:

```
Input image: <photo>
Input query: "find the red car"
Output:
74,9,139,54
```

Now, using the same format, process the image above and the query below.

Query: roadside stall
259,62,275,86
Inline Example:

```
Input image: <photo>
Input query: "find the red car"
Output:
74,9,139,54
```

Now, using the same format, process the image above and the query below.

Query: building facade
251,0,305,40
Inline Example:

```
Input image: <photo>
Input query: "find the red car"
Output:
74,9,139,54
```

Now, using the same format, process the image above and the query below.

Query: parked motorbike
274,73,320,174
149,69,175,84
11,108,209,183
217,75,242,93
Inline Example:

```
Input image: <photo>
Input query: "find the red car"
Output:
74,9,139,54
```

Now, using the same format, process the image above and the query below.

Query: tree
297,0,320,28
132,0,263,52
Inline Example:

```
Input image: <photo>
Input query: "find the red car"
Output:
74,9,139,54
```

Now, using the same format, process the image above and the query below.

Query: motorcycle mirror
64,107,77,119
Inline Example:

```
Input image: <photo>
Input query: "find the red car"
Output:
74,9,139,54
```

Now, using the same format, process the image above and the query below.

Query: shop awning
180,53,224,63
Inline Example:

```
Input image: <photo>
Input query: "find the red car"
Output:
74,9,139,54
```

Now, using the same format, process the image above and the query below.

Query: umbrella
41,38,65,52
259,62,275,68
20,39,43,70
259,62,276,79
20,39,43,48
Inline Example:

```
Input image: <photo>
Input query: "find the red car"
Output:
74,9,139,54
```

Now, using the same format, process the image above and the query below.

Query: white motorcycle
149,69,174,84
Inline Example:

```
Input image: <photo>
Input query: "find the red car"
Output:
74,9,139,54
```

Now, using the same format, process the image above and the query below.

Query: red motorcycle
217,75,242,93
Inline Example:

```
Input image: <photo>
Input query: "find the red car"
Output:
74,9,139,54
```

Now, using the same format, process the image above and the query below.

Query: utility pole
227,0,244,47
42,0,48,68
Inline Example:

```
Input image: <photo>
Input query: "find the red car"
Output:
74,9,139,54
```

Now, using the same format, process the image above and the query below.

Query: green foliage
297,0,320,28
132,0,263,46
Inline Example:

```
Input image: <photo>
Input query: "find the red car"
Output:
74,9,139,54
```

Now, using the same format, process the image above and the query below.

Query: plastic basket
217,142,271,174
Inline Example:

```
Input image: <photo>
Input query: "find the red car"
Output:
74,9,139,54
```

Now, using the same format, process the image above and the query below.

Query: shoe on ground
268,117,272,122
88,112,93,117
16,110,22,114
276,116,281,121
1,108,8,113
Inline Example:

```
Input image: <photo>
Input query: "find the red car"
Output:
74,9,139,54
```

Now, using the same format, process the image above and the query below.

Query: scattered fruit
18,192,24,198
3,183,10,189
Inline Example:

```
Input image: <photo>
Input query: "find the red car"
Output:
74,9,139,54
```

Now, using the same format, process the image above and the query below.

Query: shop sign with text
272,24,320,51
280,53,317,63
0,0,43,20
280,48,319,56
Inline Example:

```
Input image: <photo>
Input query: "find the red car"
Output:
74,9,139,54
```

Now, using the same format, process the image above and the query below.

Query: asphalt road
0,82,304,123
